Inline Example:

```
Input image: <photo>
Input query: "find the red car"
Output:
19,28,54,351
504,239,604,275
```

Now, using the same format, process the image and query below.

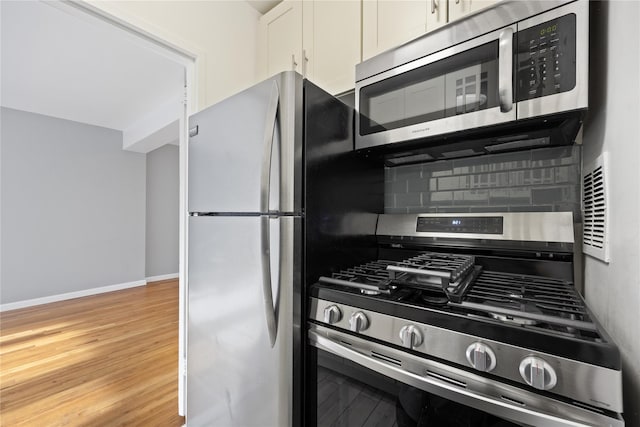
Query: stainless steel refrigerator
186,71,382,426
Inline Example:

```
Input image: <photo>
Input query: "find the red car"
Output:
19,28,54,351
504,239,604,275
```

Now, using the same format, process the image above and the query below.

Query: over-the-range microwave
355,0,588,163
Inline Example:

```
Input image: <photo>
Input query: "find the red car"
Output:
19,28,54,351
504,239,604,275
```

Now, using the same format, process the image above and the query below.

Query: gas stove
308,212,624,427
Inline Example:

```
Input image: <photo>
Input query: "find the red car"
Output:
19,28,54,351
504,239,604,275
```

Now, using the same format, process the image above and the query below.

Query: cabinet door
363,0,429,61
259,0,303,80
449,0,497,22
426,0,448,32
303,0,361,94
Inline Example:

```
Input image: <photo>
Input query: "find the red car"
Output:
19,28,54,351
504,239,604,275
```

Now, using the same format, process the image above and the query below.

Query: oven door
355,24,517,151
307,324,624,427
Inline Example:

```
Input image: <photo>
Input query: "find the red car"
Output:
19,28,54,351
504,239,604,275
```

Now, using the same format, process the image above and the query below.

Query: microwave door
356,24,517,151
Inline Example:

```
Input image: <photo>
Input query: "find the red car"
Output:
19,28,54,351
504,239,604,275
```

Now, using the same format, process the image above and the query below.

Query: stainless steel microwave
355,0,588,153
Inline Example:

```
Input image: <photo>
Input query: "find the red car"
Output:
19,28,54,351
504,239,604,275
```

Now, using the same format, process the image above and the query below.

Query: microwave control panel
516,13,576,102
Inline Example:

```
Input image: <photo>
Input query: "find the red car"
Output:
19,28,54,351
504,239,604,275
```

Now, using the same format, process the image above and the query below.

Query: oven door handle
260,80,280,348
498,27,514,113
309,328,624,427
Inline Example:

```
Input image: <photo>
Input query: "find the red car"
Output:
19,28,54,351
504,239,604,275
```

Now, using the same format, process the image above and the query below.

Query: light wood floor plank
0,280,184,426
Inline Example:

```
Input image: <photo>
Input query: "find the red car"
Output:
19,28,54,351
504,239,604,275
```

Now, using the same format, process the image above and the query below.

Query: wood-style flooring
0,279,184,426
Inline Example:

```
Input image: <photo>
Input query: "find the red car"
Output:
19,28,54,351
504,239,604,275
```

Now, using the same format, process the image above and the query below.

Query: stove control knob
399,325,423,349
465,342,496,372
349,312,369,332
323,305,342,324
519,356,557,390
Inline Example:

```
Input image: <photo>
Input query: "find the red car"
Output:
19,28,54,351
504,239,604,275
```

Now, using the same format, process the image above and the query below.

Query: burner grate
466,271,591,323
319,260,397,295
393,252,476,283
386,252,479,301
318,255,596,334
320,253,479,300
335,260,395,284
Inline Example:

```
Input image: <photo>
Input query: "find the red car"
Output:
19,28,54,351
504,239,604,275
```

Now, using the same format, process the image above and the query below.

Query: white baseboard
145,273,179,283
0,279,147,312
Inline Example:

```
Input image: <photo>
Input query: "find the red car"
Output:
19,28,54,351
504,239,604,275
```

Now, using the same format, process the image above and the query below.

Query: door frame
47,0,199,416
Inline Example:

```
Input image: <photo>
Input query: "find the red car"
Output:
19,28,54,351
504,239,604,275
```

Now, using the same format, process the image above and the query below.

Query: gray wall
145,144,179,278
582,2,640,426
0,107,146,304
386,146,581,217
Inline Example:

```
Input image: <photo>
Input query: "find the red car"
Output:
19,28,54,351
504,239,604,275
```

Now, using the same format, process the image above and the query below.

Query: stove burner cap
489,312,538,326
420,293,449,306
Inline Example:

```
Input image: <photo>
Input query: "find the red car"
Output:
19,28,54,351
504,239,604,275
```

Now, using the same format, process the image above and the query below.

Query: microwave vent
440,149,477,159
582,153,609,262
385,153,433,166
485,137,551,153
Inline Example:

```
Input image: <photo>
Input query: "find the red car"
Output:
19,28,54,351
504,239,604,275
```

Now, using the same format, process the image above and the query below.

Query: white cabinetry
362,0,448,61
258,1,303,78
426,0,449,32
303,1,361,94
259,0,361,95
448,0,498,22
362,0,500,62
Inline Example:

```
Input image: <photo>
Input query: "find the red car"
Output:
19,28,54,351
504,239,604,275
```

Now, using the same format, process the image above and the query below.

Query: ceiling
0,1,184,134
246,0,282,15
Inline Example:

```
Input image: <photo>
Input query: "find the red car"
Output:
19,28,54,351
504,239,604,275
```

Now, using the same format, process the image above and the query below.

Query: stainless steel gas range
307,212,623,427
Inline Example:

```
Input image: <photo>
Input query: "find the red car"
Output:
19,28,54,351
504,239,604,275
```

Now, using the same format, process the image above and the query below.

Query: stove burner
420,292,449,306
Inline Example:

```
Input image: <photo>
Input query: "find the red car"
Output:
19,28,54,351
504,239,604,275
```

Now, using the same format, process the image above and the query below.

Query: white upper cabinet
363,0,427,61
426,0,449,33
362,0,501,62
258,1,303,79
362,0,448,61
259,0,361,95
448,0,498,22
303,1,361,95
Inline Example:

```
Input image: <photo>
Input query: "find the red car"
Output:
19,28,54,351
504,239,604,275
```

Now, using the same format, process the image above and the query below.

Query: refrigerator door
188,72,303,214
187,215,298,427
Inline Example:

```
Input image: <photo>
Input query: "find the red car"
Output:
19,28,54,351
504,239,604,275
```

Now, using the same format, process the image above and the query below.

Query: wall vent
582,153,610,262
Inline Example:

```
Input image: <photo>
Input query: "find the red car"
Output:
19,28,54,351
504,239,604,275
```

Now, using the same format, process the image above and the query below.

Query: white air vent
582,153,610,262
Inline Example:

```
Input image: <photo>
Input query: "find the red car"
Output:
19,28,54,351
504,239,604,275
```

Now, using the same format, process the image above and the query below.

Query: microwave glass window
360,41,499,136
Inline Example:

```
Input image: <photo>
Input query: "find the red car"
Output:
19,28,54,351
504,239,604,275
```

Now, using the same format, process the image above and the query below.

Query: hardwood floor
0,279,184,426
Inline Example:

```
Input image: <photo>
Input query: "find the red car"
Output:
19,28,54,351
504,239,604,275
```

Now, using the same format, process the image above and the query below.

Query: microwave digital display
516,13,577,101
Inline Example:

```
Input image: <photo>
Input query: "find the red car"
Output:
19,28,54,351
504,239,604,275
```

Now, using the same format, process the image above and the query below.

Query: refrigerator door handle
261,217,278,347
260,80,280,213
260,80,280,348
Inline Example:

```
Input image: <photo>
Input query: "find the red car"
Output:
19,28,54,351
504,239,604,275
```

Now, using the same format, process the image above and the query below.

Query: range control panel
416,216,504,234
516,13,576,101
